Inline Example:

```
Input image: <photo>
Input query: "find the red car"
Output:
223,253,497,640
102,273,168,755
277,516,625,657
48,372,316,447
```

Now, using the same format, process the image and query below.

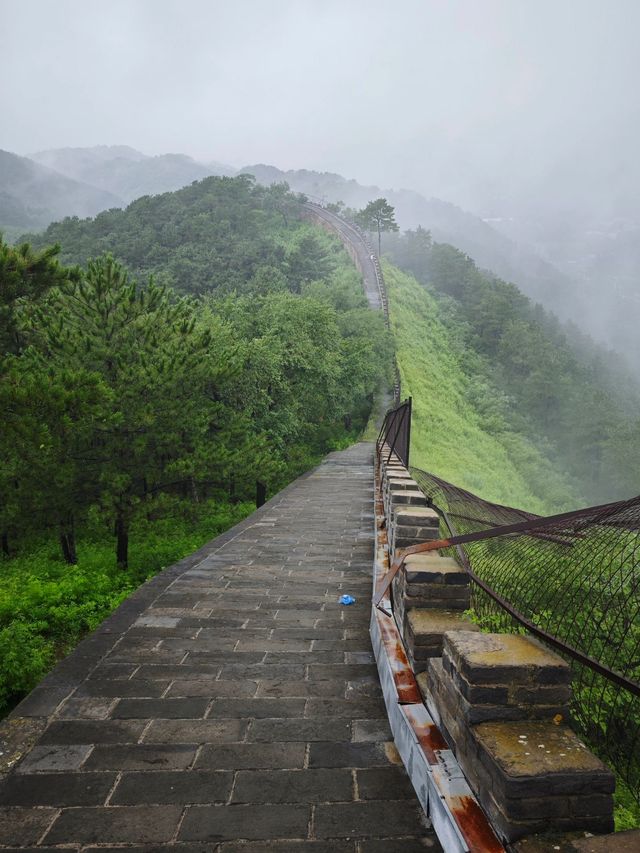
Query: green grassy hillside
385,262,579,513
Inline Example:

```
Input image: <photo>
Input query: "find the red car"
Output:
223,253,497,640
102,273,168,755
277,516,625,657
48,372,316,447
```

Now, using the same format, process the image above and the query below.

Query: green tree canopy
356,198,399,256
0,237,79,356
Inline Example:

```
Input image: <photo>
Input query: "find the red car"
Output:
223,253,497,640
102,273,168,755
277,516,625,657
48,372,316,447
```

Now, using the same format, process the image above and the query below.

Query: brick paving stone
255,680,346,698
218,663,306,680
44,805,183,844
77,679,171,697
208,698,306,719
352,719,394,742
248,717,353,742
39,720,145,744
0,772,116,806
356,767,417,800
179,803,311,841
110,770,233,804
82,848,217,853
112,698,210,718
185,651,266,664
195,743,306,770
232,769,353,803
167,679,259,697
360,840,442,852
0,808,57,845
143,719,247,743
305,699,387,719
55,697,115,719
85,744,196,770
0,444,435,849
220,844,355,853
314,800,428,838
264,651,344,664
15,744,92,773
136,664,223,680
309,742,396,768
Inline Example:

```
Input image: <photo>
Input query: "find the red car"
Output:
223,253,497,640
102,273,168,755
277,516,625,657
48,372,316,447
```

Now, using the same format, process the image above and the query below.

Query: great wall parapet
375,440,620,848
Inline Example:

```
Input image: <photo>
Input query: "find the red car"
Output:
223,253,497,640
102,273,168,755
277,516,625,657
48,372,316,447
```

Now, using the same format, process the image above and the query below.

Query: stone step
403,608,480,672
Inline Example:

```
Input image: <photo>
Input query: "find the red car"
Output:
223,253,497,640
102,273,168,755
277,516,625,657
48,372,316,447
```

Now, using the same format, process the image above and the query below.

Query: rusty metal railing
376,397,412,467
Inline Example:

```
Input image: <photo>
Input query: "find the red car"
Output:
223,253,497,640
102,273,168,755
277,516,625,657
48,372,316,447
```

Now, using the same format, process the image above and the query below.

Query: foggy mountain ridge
30,145,236,204
0,149,123,236
244,162,640,367
243,162,580,320
2,140,637,366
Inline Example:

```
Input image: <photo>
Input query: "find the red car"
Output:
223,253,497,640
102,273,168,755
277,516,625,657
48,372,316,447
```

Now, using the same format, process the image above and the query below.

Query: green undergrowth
385,261,579,514
0,500,252,717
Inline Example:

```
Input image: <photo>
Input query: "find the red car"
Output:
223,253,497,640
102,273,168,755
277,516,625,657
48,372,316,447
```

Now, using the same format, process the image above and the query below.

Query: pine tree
356,198,399,256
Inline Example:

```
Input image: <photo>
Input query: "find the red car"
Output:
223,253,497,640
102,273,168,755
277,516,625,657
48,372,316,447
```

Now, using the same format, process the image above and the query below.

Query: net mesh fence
410,467,640,807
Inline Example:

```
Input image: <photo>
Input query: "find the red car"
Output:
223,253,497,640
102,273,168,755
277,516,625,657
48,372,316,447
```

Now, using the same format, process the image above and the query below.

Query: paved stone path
0,443,440,851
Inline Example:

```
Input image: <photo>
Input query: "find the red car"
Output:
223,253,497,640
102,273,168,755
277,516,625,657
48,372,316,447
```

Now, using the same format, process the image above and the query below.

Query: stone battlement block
393,507,440,527
442,632,571,688
385,477,419,492
472,720,614,839
426,657,569,726
404,552,468,585
403,609,480,671
389,489,428,507
420,663,615,842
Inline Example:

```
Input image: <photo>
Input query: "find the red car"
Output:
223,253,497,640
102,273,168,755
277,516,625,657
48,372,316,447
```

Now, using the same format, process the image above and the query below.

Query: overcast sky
2,0,639,214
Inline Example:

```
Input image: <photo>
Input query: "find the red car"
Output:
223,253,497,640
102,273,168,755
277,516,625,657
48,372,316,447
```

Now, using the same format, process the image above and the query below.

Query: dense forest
0,176,391,713
385,228,640,506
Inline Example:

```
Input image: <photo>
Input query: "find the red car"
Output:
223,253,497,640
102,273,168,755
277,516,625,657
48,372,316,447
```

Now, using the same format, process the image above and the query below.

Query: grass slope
385,261,578,514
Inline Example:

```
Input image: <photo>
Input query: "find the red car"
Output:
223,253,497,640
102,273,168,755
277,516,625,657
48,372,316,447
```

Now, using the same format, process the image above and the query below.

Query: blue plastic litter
339,594,356,606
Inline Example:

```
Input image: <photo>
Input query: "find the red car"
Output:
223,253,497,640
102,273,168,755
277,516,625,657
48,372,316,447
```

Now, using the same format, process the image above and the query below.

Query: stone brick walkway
0,443,440,851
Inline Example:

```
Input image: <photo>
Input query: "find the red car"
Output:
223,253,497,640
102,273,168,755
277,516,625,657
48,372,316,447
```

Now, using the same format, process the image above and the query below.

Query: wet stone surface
0,443,439,850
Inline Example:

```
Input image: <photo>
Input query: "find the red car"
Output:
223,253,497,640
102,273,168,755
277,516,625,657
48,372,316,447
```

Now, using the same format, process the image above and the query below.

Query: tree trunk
59,514,77,564
377,225,381,258
1,532,9,558
256,481,267,508
115,513,129,569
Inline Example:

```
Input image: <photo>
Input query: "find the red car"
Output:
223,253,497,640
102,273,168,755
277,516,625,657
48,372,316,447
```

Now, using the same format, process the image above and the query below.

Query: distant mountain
31,146,236,204
243,163,578,323
0,149,122,235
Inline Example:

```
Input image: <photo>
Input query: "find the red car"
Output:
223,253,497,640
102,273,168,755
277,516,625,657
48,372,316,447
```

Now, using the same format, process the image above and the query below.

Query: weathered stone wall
377,445,617,845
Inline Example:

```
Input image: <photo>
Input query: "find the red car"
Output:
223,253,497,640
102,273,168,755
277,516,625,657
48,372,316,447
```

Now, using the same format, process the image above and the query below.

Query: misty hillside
479,196,640,367
31,146,235,204
244,163,577,325
247,163,640,368
23,173,640,507
0,149,121,236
